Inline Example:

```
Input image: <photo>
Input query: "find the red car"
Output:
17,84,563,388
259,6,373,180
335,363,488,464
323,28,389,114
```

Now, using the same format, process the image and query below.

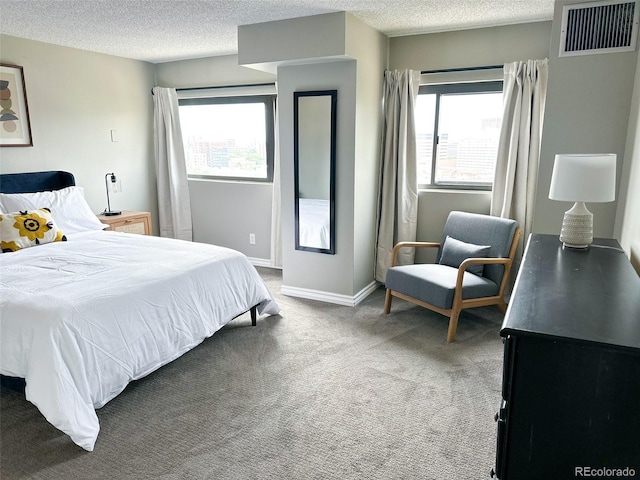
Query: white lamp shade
548,154,616,203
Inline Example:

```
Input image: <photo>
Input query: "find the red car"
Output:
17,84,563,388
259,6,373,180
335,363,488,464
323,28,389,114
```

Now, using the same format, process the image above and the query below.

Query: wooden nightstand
98,210,152,235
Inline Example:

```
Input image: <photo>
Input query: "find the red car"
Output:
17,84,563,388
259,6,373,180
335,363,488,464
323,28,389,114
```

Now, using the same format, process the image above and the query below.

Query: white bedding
0,230,279,451
298,198,330,250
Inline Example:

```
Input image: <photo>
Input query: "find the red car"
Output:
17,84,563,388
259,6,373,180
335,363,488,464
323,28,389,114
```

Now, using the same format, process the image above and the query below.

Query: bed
0,171,279,451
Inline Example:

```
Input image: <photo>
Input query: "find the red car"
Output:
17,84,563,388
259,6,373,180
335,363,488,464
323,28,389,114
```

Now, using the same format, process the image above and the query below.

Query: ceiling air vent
560,0,639,56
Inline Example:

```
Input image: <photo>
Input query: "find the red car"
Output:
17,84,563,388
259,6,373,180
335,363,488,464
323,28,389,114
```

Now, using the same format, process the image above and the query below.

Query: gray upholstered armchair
383,211,521,343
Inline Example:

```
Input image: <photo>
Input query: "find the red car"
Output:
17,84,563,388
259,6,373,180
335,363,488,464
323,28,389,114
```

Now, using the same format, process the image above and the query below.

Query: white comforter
0,231,279,451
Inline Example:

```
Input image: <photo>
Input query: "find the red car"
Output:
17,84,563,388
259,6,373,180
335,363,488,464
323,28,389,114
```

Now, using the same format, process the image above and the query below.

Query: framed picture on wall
0,64,33,147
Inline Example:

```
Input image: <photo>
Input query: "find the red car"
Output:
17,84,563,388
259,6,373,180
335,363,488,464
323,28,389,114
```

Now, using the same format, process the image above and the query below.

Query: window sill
419,188,492,195
188,177,273,186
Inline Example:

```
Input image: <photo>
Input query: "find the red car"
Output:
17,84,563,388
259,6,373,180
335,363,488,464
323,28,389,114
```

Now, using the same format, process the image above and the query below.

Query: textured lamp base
559,202,593,249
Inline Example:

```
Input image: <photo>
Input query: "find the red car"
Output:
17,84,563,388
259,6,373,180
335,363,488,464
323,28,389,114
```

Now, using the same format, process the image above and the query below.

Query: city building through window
178,95,275,182
415,81,503,190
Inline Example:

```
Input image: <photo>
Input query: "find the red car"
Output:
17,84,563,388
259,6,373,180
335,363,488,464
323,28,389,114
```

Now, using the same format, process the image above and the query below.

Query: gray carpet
1,267,505,479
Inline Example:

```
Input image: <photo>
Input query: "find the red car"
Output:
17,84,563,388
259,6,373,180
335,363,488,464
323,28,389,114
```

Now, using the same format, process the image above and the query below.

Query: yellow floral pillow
0,208,67,253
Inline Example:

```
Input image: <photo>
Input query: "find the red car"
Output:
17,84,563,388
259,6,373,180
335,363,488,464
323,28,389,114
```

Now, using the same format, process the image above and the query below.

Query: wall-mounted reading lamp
104,172,121,216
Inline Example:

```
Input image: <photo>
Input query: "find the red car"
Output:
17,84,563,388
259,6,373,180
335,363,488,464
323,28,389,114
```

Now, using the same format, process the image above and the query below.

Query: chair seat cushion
385,264,499,310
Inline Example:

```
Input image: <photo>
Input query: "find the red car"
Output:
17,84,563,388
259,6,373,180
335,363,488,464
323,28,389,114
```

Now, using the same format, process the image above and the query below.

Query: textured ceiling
0,0,555,63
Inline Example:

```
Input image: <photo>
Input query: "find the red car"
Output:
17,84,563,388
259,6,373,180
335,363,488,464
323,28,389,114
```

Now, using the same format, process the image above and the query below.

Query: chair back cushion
439,236,491,276
436,211,518,285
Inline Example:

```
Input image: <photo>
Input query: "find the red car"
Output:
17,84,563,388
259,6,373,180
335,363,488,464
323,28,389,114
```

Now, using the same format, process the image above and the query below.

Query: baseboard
281,281,379,307
247,257,274,268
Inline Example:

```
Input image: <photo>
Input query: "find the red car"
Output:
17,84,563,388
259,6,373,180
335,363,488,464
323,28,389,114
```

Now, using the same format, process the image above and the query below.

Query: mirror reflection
294,90,336,254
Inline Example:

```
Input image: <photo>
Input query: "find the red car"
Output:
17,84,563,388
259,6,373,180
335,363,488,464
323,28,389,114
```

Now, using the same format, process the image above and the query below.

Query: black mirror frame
293,90,337,255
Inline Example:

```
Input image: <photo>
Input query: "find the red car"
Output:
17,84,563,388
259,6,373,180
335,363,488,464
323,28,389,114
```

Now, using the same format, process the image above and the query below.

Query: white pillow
0,186,107,235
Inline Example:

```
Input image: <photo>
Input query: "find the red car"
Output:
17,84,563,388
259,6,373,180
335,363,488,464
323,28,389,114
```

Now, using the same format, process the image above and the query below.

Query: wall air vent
560,0,639,56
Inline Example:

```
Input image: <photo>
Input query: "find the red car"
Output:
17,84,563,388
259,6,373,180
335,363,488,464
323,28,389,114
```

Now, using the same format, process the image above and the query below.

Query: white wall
389,22,552,71
239,12,387,301
279,60,358,296
388,22,552,249
535,1,638,240
616,56,640,273
8,12,635,277
238,12,348,72
155,55,276,260
170,20,553,288
155,54,275,89
188,179,273,259
0,35,157,229
347,13,389,293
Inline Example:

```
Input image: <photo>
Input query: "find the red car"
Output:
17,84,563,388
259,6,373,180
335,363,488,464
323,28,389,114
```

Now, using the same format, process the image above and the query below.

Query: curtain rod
420,65,503,75
151,82,276,95
176,82,276,91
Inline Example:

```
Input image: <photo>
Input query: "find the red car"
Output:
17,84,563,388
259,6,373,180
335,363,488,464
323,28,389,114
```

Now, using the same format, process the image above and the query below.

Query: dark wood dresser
492,234,640,479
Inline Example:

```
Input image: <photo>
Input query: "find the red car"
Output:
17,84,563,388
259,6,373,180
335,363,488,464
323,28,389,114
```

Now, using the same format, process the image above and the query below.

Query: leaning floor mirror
293,90,337,254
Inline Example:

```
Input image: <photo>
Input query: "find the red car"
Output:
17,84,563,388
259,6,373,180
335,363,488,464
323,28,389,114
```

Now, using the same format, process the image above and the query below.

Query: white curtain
491,59,549,257
152,86,193,241
374,69,420,282
270,96,282,268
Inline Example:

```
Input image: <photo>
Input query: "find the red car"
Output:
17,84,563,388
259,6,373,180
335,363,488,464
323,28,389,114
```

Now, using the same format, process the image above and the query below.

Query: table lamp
104,172,122,216
548,154,616,249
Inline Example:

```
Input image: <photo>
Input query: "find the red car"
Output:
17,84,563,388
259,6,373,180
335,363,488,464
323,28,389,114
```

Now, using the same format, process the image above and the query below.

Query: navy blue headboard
0,171,75,194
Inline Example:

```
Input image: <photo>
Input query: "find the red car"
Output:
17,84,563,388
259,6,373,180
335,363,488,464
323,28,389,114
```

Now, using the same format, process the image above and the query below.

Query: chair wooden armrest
391,241,440,267
459,256,511,270
455,257,512,292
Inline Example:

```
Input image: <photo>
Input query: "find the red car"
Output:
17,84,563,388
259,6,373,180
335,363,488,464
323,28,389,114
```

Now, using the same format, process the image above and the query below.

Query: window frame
178,94,276,183
417,80,504,191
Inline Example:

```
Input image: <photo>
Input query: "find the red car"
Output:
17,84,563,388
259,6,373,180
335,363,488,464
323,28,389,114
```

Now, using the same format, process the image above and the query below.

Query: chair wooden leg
447,309,461,343
497,300,507,314
384,289,393,314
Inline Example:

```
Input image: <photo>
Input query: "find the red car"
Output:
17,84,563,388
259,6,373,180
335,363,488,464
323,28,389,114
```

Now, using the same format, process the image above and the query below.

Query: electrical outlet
249,233,256,245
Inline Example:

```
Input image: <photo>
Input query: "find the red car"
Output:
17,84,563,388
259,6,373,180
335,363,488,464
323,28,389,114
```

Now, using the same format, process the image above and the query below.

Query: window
415,82,503,189
178,95,275,182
